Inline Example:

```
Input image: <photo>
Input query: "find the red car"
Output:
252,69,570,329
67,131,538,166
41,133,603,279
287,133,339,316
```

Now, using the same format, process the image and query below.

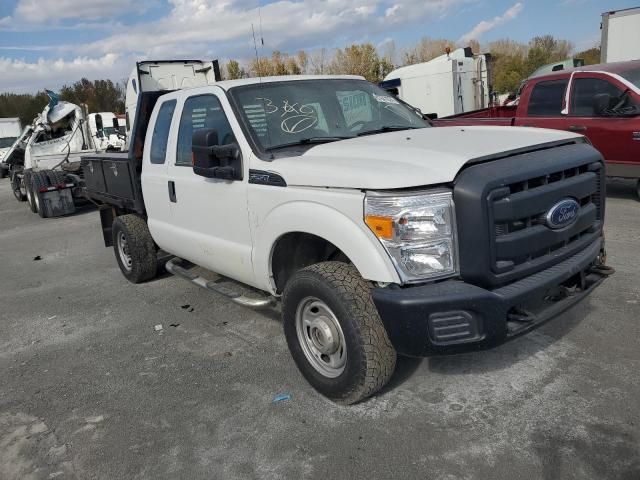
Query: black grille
453,141,605,289
490,162,603,276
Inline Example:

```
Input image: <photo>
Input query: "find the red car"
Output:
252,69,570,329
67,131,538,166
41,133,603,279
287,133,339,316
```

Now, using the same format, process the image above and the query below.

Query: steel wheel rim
117,231,133,271
295,297,347,378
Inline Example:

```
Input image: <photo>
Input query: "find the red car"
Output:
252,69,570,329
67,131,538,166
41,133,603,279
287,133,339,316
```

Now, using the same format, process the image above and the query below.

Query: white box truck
0,117,21,177
601,7,640,63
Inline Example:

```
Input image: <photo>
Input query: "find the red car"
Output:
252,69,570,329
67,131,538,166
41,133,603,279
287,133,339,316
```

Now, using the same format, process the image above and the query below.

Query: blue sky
0,0,637,93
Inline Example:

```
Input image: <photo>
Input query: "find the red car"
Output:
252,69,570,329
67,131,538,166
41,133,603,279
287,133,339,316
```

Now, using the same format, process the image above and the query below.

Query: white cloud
459,2,523,44
13,0,152,23
0,54,132,92
0,0,475,92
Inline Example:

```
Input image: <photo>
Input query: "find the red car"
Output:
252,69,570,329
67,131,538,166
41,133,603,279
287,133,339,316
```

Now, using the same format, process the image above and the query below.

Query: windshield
229,79,428,152
0,137,17,148
619,67,640,89
102,127,118,137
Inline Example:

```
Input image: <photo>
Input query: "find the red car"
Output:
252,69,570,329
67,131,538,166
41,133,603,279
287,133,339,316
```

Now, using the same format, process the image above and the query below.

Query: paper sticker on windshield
373,94,399,105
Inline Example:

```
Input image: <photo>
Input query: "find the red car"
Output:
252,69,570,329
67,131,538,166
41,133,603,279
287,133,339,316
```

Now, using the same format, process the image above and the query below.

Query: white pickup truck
83,60,610,404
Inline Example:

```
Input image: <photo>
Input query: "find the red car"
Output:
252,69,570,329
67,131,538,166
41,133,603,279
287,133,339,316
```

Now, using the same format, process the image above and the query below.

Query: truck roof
530,59,640,80
213,74,364,91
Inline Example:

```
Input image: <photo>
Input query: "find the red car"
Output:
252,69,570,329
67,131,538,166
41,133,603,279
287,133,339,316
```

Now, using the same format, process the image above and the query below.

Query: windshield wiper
356,126,421,137
265,136,354,152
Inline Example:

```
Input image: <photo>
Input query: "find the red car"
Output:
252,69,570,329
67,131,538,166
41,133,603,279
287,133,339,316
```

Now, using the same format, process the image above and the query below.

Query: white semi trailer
380,47,492,119
601,7,640,63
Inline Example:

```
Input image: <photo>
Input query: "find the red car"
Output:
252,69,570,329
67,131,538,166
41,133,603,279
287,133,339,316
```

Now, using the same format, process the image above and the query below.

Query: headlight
365,189,458,283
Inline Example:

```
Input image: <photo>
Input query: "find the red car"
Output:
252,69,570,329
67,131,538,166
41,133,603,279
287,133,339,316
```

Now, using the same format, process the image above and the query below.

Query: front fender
252,200,400,293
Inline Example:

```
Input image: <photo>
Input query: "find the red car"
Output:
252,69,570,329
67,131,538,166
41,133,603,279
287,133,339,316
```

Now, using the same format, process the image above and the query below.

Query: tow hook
590,248,615,277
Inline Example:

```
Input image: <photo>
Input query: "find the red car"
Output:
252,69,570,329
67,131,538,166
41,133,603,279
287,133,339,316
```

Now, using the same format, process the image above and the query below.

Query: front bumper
372,238,607,356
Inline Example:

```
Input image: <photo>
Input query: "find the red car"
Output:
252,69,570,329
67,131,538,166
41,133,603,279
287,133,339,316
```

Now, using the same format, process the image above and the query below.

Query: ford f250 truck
82,60,611,404
433,60,640,198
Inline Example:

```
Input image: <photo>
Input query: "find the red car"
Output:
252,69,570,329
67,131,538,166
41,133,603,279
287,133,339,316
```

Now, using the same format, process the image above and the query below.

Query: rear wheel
282,262,396,404
24,172,38,213
112,214,157,283
31,172,51,218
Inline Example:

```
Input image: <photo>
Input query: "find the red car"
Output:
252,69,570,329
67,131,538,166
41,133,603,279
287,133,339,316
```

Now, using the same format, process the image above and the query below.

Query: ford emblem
546,198,580,229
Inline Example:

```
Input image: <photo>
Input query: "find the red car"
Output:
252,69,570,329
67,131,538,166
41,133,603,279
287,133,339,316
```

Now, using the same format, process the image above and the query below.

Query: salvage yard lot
0,178,638,480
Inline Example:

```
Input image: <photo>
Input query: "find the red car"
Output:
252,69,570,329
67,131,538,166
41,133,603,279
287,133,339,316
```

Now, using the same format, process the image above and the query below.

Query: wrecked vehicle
83,60,610,404
5,92,124,217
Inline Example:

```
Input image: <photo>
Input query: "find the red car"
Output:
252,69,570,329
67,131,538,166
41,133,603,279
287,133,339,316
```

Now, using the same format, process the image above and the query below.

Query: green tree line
0,35,599,126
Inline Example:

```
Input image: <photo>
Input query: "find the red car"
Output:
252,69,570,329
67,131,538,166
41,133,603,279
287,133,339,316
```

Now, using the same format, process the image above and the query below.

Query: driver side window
176,95,235,166
571,78,623,116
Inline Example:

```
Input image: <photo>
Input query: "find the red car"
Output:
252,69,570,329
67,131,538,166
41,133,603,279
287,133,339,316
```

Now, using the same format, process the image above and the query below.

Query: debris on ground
169,323,180,328
154,324,163,332
33,255,42,261
272,393,292,404
181,304,190,309
224,351,233,357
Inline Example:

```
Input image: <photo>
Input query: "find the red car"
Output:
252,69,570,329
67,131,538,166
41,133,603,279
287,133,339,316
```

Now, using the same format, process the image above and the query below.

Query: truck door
141,98,177,248
567,73,640,177
164,90,254,285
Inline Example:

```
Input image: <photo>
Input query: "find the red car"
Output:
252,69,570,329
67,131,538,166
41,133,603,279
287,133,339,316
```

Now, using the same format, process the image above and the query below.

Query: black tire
24,171,38,213
32,171,51,218
10,169,26,201
112,214,157,283
636,179,640,201
282,261,396,404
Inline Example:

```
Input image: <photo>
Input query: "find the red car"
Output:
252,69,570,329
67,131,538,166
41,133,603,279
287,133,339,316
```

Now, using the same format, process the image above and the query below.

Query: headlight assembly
365,189,458,283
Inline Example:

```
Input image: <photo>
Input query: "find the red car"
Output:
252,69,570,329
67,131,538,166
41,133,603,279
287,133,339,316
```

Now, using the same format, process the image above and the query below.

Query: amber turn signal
365,215,393,240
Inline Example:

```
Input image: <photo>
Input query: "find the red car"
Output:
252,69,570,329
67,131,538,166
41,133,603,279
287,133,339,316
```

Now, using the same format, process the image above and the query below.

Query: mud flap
41,188,76,217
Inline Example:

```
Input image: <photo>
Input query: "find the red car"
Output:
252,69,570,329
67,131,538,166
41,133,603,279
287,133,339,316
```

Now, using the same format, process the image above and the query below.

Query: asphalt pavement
0,177,638,480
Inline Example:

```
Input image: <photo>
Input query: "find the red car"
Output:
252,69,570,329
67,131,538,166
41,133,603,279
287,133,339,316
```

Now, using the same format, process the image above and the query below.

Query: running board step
165,257,275,309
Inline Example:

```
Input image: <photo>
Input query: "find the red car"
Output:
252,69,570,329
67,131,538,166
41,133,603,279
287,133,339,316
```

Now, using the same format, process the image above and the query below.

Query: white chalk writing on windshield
255,98,318,134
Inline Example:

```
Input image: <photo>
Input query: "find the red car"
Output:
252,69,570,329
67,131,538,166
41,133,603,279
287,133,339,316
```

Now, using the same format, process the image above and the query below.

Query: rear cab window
150,100,176,164
527,79,568,116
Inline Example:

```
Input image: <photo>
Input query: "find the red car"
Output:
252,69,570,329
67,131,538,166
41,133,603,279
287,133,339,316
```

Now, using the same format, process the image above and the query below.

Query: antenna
251,21,274,158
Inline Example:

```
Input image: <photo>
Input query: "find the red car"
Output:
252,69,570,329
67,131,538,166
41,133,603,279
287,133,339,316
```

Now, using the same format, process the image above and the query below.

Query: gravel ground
0,177,638,480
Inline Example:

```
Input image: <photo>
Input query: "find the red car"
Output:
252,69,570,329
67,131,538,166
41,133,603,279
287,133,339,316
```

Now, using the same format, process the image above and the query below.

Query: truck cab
433,61,640,195
83,63,610,404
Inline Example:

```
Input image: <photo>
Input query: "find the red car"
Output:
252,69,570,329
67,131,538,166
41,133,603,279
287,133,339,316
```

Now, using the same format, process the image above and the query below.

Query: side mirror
593,93,611,116
423,112,438,120
192,128,243,181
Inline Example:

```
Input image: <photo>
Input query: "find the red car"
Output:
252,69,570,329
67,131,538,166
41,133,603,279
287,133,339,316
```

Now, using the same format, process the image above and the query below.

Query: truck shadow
382,298,593,391
606,177,637,200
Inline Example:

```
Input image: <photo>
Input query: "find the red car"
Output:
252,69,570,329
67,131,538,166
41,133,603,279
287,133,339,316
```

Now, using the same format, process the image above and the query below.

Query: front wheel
282,262,396,404
112,214,158,283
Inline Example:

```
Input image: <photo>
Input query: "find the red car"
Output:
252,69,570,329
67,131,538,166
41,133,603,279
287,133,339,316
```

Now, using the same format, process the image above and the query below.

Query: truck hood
267,126,583,189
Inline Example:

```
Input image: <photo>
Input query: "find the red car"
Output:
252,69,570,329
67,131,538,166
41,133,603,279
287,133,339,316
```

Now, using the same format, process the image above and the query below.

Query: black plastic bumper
372,239,607,357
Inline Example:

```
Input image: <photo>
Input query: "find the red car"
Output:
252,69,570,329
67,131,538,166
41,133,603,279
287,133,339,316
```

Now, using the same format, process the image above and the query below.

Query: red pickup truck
433,60,640,197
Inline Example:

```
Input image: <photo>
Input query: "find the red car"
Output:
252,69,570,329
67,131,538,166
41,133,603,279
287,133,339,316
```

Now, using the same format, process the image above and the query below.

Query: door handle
568,125,587,132
168,180,177,203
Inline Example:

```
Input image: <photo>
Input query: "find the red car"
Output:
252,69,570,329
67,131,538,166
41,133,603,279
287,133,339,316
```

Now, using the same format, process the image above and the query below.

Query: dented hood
267,126,583,190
